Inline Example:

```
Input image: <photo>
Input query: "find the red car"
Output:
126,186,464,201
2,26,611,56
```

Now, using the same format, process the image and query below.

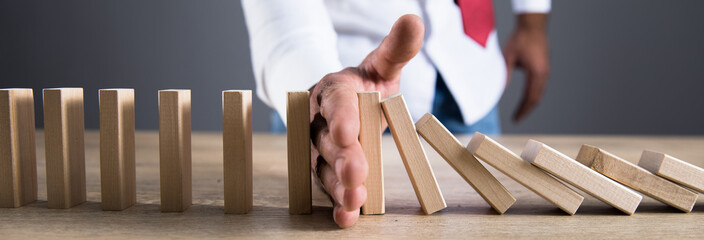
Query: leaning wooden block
99,89,136,211
381,94,446,214
358,91,384,215
287,91,311,215
576,145,697,212
521,140,642,215
158,89,192,212
466,132,583,215
416,114,514,214
0,89,37,208
222,90,253,214
43,88,87,209
638,150,704,193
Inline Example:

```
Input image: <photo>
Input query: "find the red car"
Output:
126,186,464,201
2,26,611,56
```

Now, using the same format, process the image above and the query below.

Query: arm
505,0,551,122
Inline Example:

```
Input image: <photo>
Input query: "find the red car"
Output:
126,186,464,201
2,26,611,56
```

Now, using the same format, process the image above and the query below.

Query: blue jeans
269,74,501,134
430,73,501,135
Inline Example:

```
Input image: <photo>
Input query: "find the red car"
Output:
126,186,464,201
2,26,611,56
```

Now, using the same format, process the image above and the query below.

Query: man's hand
308,15,424,228
503,13,550,122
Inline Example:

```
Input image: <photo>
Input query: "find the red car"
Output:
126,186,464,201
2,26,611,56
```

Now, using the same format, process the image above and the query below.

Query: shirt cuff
512,0,551,13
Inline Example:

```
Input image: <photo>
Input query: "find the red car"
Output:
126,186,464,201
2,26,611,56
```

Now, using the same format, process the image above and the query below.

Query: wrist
516,13,548,33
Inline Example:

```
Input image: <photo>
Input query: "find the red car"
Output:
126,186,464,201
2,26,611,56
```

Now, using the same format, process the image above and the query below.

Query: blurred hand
503,13,550,122
308,15,424,228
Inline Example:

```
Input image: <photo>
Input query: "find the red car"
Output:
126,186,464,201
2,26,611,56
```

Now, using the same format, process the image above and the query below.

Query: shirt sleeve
511,0,552,13
241,0,343,122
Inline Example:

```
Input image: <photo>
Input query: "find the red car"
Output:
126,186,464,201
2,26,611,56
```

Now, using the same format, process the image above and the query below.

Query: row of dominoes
288,92,703,215
2,88,703,216
0,88,252,213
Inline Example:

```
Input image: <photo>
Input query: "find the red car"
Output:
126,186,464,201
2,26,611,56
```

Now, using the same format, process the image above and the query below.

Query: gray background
2,0,703,134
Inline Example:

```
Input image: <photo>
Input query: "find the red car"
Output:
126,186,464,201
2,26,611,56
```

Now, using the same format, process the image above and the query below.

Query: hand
308,15,424,228
503,13,550,122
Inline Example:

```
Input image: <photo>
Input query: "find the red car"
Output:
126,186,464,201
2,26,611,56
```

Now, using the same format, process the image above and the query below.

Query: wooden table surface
1,131,703,239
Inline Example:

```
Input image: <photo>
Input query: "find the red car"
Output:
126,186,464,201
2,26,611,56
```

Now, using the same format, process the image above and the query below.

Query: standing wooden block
416,114,515,214
466,132,583,215
0,89,37,208
380,94,446,214
43,88,86,209
358,91,384,215
287,91,311,215
158,89,192,212
576,145,698,212
222,90,253,214
521,140,642,215
99,89,136,211
638,150,704,193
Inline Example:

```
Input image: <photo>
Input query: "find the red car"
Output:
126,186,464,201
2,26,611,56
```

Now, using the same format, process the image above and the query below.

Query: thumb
360,14,425,81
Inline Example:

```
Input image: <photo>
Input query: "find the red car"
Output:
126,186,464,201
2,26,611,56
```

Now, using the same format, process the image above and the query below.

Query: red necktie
457,0,495,48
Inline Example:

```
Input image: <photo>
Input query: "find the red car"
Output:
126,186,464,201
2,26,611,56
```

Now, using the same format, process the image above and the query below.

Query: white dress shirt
242,0,550,125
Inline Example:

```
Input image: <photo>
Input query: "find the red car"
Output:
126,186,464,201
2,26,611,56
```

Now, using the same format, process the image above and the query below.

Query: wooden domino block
521,140,642,215
381,94,446,214
576,145,697,212
358,91,385,215
43,88,86,209
287,91,311,215
98,89,136,211
222,90,253,214
466,132,583,215
416,114,515,214
638,150,704,193
0,89,37,208
158,89,192,212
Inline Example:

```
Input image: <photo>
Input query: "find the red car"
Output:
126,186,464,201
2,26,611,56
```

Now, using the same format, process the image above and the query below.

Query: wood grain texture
522,140,642,215
222,90,253,214
466,132,583,215
639,150,704,193
416,114,514,214
358,91,384,215
98,89,136,211
1,133,704,239
42,88,86,209
158,89,192,212
381,94,446,214
576,145,697,212
286,91,311,215
0,89,37,208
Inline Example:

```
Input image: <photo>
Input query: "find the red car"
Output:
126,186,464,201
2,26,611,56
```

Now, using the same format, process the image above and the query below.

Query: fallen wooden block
638,150,704,193
222,90,253,214
466,132,583,215
576,145,697,212
43,88,87,209
0,88,37,208
381,94,446,214
416,114,515,214
99,89,136,211
522,140,642,215
358,91,384,215
287,91,311,215
158,89,192,212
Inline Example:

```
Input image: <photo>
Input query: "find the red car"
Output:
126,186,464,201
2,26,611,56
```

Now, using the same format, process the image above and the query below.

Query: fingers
319,160,364,228
503,46,518,88
317,124,368,189
318,78,361,148
334,205,359,229
360,14,425,81
312,73,368,189
513,63,549,122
